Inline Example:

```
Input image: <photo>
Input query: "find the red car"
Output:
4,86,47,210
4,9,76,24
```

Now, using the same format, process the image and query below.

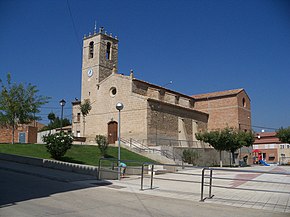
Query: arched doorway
108,121,118,144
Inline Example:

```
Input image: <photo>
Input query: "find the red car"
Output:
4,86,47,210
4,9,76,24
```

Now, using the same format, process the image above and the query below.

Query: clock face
87,68,93,77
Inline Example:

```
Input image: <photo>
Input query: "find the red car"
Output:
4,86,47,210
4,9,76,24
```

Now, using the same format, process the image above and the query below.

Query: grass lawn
0,143,156,166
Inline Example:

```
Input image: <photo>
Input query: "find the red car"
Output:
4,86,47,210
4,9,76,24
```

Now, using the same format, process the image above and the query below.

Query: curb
0,153,98,177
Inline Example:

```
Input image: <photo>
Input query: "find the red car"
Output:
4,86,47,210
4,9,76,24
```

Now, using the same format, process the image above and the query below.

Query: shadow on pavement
0,167,112,207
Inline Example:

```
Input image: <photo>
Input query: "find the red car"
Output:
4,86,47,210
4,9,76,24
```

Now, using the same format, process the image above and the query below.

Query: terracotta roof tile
254,132,281,144
192,88,244,99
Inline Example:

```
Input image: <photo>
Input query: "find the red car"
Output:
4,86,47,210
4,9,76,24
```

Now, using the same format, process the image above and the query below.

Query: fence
200,167,290,202
124,138,250,166
98,159,290,209
141,138,208,148
140,162,204,191
137,162,290,207
98,158,149,180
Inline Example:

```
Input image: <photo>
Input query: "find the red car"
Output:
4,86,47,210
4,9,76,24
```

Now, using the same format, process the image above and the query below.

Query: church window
106,42,111,60
110,87,117,97
89,41,94,59
242,98,246,108
189,99,194,108
158,89,165,100
77,113,80,122
175,96,180,104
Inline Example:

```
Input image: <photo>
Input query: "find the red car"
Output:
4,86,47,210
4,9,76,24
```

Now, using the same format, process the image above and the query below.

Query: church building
72,28,251,146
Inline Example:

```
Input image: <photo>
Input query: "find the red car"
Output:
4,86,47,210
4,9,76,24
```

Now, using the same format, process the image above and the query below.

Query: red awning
252,149,261,153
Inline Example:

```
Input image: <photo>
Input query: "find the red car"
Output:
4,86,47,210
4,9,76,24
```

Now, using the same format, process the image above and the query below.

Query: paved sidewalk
105,165,290,214
1,159,290,215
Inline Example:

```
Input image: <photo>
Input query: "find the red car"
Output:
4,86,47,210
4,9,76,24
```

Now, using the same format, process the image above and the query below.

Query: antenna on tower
94,21,97,34
163,80,173,87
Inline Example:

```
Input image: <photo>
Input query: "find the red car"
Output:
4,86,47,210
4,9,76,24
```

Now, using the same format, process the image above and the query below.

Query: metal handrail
140,162,155,191
139,162,205,191
121,138,181,161
98,158,150,180
200,167,290,202
139,162,290,203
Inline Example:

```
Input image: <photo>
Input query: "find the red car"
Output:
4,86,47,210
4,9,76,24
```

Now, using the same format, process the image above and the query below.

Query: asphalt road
0,168,288,217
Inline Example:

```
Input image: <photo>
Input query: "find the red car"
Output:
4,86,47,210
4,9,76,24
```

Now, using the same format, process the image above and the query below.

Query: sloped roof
254,132,281,144
192,88,245,100
133,78,194,100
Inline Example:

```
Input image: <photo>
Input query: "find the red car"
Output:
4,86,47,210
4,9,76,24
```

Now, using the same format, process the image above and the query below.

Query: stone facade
72,28,209,144
72,28,251,145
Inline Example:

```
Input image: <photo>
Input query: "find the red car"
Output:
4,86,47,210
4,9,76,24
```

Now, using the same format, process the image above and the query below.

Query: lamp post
59,99,66,132
116,102,124,180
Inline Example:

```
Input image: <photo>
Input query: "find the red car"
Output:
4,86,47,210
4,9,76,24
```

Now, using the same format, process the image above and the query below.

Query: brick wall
0,127,16,143
194,90,251,131
27,126,37,143
0,125,37,143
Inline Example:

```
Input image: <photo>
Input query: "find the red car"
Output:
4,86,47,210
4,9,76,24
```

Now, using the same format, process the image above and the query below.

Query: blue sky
0,0,289,131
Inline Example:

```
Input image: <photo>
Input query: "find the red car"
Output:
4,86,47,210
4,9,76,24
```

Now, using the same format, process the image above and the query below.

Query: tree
96,135,109,157
196,130,225,167
80,99,92,136
196,128,254,167
41,116,71,131
276,127,290,144
47,112,56,132
0,73,49,143
226,129,254,165
48,112,56,123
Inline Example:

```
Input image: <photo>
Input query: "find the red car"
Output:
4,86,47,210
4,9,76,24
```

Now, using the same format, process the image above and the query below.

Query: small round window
110,87,117,97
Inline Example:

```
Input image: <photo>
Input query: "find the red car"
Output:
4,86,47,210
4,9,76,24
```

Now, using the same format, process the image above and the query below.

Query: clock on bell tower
81,27,119,101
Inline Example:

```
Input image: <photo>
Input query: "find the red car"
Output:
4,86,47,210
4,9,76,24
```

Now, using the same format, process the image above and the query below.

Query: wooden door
108,121,118,144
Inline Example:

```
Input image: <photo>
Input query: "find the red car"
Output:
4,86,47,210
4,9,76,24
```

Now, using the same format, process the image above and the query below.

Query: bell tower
81,27,119,100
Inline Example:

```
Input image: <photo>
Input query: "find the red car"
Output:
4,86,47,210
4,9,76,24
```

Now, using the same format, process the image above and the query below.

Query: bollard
209,169,213,198
200,168,205,202
140,164,144,191
150,164,154,189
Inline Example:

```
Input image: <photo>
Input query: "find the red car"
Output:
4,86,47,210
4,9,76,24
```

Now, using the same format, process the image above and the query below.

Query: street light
59,99,66,131
116,102,124,180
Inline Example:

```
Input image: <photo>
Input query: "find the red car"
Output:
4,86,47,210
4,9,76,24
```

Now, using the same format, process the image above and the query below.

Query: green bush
43,132,73,160
182,149,199,166
96,135,109,157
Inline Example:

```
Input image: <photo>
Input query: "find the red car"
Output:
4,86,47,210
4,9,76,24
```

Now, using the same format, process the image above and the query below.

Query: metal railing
139,162,203,191
121,138,181,161
200,167,290,202
98,158,151,180
139,162,290,204
98,159,290,206
142,138,207,148
140,163,154,191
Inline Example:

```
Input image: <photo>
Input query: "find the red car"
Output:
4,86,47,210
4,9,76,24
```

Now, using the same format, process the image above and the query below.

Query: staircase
120,138,182,164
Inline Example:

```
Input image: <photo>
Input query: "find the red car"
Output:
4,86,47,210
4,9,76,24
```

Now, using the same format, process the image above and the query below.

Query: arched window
242,98,246,108
89,41,94,59
106,42,111,60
